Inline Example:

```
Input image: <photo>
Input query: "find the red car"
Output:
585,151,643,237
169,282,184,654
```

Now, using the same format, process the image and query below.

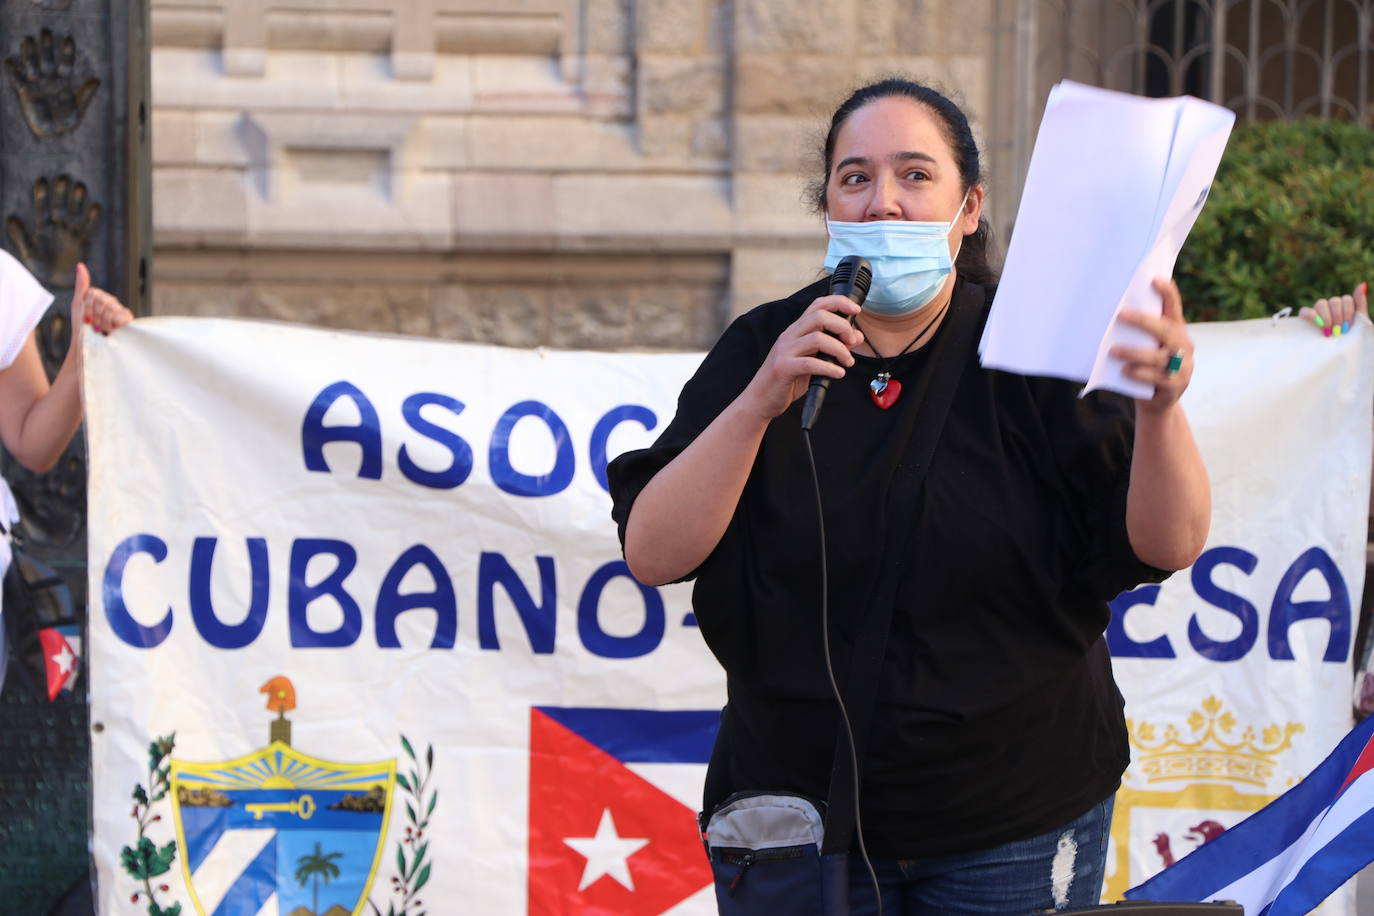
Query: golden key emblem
245,794,316,821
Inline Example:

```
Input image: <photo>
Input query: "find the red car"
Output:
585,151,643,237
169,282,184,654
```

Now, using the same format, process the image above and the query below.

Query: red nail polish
1324,325,1333,338
83,314,91,324
1362,281,1368,297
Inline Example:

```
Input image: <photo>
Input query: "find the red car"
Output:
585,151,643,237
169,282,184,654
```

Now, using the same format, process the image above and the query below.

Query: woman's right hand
738,293,865,421
623,292,863,584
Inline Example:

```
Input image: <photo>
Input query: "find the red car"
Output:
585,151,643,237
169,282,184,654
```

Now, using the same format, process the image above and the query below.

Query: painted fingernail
1333,325,1343,338
1313,315,1326,328
83,314,91,324
1362,281,1368,297
1323,325,1332,338
1343,322,1351,334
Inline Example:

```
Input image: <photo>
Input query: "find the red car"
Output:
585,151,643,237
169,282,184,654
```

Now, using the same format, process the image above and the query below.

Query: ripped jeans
846,795,1114,915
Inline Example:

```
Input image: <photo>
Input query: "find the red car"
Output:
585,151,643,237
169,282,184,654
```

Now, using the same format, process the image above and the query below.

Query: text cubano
102,534,676,659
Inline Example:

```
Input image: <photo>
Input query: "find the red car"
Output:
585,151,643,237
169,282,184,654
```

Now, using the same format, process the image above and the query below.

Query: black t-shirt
607,277,1171,858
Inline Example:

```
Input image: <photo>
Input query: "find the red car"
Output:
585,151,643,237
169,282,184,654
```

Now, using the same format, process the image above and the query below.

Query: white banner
86,319,716,916
85,315,1372,915
1106,316,1373,911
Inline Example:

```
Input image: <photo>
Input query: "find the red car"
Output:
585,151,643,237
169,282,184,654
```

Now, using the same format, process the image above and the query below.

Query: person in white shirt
0,250,133,690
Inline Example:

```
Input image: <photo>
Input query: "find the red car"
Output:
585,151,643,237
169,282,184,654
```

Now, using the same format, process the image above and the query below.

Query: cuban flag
1126,713,1374,914
528,706,718,915
38,624,80,701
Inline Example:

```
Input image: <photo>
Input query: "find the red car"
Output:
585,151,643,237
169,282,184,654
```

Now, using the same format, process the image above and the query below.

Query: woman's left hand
1300,281,1368,338
1110,276,1193,414
70,262,134,341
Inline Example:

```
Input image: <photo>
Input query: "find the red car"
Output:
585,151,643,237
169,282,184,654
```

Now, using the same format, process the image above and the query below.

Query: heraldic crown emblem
1127,695,1304,787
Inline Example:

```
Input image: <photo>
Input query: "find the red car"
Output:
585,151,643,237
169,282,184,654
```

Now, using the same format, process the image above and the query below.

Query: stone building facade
148,0,996,350
148,0,1373,348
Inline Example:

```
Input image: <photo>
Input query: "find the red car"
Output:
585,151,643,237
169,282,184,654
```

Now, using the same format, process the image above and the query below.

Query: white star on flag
52,644,75,676
563,807,649,892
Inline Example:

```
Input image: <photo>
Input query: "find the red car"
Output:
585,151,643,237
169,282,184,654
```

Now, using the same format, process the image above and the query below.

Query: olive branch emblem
369,735,437,916
121,733,182,915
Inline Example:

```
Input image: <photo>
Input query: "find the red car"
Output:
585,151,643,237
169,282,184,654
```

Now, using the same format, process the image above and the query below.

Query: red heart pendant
870,378,902,409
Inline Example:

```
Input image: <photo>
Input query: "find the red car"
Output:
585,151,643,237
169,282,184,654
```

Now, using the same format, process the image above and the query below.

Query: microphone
800,255,871,431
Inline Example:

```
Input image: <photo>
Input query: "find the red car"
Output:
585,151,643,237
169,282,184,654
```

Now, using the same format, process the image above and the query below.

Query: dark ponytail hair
811,78,999,287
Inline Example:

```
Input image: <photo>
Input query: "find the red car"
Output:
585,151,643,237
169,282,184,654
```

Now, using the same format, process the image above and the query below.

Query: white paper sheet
979,81,1236,398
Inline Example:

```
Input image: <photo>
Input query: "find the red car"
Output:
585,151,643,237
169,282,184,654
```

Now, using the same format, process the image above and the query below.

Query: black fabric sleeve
1040,382,1174,600
605,305,777,574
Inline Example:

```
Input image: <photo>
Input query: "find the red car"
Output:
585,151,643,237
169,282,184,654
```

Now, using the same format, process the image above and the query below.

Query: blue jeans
846,796,1114,915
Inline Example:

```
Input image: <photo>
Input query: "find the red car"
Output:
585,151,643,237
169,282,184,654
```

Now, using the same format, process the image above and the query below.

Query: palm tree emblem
295,842,343,916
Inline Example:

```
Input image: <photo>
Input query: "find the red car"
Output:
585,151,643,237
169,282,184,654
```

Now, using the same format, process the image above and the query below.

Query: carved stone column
0,0,150,910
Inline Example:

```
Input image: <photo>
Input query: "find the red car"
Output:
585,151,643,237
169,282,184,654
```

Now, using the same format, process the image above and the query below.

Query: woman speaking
608,79,1210,914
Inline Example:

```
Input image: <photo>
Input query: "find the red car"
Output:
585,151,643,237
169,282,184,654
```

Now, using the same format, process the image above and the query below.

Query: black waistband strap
821,290,982,856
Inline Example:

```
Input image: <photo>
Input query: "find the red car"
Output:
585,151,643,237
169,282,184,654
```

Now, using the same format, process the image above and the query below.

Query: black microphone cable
802,429,881,916
799,254,882,914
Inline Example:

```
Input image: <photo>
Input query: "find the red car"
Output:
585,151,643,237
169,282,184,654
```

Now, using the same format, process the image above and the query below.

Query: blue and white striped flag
1125,712,1374,915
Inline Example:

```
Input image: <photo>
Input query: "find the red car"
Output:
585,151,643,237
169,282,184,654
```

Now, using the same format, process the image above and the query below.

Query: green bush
1176,118,1374,322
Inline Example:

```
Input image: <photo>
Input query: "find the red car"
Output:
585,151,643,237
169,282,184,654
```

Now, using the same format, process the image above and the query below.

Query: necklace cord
857,296,952,371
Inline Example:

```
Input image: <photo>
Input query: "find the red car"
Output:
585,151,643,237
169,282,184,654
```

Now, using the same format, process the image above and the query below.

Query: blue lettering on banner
577,561,665,660
1268,546,1350,662
1188,546,1259,662
590,405,658,493
478,552,556,654
1108,545,1352,663
302,381,383,480
376,544,457,649
300,383,662,496
1106,585,1171,658
398,393,474,490
103,540,678,659
104,533,174,648
288,538,364,648
102,535,1355,665
489,400,575,497
189,537,270,649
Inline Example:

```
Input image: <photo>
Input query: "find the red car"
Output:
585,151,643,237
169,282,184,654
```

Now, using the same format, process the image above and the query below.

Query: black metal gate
0,1,149,909
987,0,1374,242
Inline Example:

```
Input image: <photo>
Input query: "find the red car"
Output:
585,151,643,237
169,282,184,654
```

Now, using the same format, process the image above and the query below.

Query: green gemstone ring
1165,349,1185,376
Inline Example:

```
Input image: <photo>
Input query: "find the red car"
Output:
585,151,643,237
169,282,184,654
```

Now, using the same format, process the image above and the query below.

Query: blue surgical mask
823,191,970,317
